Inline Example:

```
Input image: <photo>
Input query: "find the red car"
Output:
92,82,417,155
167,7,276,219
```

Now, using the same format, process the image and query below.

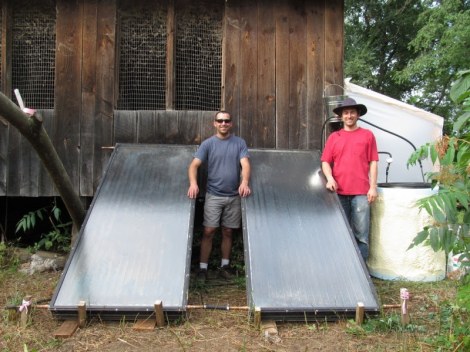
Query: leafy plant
407,69,470,267
15,200,72,253
423,299,470,351
0,242,18,270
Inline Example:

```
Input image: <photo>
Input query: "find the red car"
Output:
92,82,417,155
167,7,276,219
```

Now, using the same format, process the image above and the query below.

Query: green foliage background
345,0,470,133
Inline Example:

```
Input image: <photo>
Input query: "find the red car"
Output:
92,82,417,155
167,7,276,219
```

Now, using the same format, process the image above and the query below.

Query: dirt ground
1,266,458,352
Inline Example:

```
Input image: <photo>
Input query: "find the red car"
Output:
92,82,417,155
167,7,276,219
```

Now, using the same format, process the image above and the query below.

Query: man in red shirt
321,98,378,261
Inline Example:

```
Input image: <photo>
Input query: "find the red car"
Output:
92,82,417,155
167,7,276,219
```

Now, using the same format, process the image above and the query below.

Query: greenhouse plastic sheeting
50,144,196,320
242,149,380,321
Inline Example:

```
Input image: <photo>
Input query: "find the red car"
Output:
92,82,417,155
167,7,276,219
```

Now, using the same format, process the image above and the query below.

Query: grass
1,246,469,352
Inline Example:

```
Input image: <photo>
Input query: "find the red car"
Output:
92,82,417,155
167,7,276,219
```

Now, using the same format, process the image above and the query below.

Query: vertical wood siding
0,0,343,197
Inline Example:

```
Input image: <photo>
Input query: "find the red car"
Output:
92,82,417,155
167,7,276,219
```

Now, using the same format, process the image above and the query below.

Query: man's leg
200,226,217,265
220,227,233,263
338,195,352,223
200,193,224,268
351,195,370,261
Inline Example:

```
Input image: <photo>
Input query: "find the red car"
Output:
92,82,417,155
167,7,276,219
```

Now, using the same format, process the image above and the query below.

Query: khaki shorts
203,193,242,229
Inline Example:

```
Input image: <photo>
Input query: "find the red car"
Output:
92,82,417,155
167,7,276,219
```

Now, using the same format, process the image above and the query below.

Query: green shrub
15,199,72,253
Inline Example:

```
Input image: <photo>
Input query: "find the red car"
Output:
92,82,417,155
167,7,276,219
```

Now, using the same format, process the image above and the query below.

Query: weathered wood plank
137,111,158,144
275,0,290,149
223,0,241,133
6,127,20,195
38,110,56,196
80,0,98,197
19,126,39,196
114,110,137,143
53,320,79,338
55,0,83,194
288,0,307,150
324,0,343,88
175,111,200,145
239,0,257,147
1,4,12,196
306,0,325,150
155,110,178,143
199,110,216,143
255,1,275,149
0,120,7,196
93,0,116,192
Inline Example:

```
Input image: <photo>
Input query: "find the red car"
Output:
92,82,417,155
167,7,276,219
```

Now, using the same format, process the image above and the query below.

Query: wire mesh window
175,1,223,111
11,0,56,109
118,3,167,110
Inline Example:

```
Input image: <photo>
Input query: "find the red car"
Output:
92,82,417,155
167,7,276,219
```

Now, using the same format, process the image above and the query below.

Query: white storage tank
368,183,446,281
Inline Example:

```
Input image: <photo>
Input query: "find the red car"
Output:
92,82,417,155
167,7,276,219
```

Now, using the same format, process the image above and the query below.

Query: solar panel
50,144,196,320
242,149,380,321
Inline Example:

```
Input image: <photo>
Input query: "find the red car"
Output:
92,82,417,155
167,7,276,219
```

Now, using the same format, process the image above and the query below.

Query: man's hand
239,184,251,197
325,179,337,192
367,186,377,203
187,184,199,199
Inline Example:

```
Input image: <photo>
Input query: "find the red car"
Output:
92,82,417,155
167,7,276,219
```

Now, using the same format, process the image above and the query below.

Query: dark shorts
203,193,242,229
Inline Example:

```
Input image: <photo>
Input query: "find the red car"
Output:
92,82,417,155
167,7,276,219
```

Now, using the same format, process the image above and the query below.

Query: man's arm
321,161,337,192
187,158,202,199
367,160,378,203
239,157,251,197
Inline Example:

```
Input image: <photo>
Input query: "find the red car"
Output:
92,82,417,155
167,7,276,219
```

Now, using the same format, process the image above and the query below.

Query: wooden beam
133,319,156,331
53,320,79,338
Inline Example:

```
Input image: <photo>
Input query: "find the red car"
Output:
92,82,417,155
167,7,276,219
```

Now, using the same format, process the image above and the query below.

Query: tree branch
0,92,85,230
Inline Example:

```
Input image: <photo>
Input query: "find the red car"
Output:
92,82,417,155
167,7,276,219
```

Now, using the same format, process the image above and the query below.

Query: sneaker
196,268,208,284
218,265,234,280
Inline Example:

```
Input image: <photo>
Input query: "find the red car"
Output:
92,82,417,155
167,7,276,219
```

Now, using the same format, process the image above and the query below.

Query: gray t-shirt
195,134,249,196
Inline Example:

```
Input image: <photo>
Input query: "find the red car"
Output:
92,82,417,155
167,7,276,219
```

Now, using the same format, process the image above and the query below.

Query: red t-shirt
321,128,378,195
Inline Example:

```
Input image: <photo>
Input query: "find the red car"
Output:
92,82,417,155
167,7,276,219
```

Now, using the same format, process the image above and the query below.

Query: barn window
175,1,222,110
117,2,167,110
11,0,56,109
117,0,223,111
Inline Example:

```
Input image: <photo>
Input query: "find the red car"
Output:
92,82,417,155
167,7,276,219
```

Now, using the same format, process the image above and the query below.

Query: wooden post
78,301,86,328
355,302,365,325
254,307,261,329
400,288,410,325
154,300,165,328
19,295,32,328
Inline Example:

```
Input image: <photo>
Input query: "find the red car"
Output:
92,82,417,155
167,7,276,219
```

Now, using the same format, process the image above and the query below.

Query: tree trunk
0,92,85,229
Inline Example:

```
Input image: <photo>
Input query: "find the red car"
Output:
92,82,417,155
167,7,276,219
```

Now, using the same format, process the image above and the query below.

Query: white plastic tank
368,183,446,281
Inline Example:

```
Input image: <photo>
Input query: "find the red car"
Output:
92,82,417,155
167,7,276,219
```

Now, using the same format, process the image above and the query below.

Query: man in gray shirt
187,111,251,283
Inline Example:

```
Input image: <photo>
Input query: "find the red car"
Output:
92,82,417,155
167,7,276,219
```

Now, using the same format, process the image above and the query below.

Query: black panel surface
242,149,380,321
50,144,196,320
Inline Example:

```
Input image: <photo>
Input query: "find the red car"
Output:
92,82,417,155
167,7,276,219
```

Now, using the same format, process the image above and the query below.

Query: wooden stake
400,288,410,325
355,302,365,325
78,301,86,328
154,300,165,327
19,295,32,328
254,307,261,329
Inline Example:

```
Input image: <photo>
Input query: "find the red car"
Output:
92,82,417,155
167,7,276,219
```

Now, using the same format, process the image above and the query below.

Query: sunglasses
215,119,232,124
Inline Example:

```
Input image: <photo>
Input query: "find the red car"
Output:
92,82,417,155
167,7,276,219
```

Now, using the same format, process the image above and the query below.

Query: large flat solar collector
50,144,196,320
242,149,380,321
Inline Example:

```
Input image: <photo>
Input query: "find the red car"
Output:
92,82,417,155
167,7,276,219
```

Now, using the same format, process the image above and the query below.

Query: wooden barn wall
0,0,343,198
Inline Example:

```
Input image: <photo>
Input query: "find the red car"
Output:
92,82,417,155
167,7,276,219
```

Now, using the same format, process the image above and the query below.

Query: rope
18,299,31,313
